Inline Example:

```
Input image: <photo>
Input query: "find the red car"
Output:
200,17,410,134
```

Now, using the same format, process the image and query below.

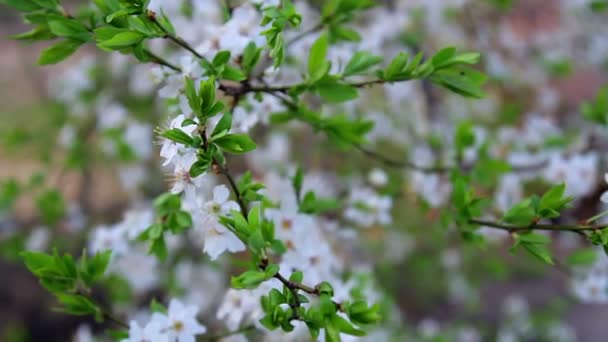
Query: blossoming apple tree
3,0,608,340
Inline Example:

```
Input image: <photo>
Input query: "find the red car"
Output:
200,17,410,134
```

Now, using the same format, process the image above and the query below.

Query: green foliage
271,107,373,149
214,134,257,154
581,86,608,125
260,0,301,67
511,232,554,265
139,193,193,260
242,42,263,75
308,34,331,83
343,51,383,77
502,198,537,226
590,1,608,12
20,249,112,321
566,248,598,266
380,47,485,98
38,40,85,65
220,204,285,257
299,191,340,215
36,189,66,225
502,184,572,225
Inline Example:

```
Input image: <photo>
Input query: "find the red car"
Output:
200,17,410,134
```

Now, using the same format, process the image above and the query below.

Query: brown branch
469,218,608,232
147,10,206,61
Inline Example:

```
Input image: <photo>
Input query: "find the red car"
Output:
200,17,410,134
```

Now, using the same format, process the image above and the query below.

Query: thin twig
146,49,182,72
286,21,325,47
469,218,607,232
147,11,205,61
213,159,248,217
103,310,129,329
354,144,451,173
199,325,255,341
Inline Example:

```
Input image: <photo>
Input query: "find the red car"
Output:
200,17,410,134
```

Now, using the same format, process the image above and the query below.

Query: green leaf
149,236,168,261
1,0,43,11
11,26,55,41
384,52,409,80
292,167,303,198
430,47,457,68
36,189,66,225
156,10,176,35
242,42,262,74
581,86,608,125
502,198,537,226
214,134,256,154
331,314,365,336
231,270,268,289
324,319,341,342
343,51,383,77
566,248,598,266
174,211,192,229
289,270,303,284
517,232,550,245
522,242,554,265
184,77,202,116
162,128,194,145
213,50,231,67
590,1,608,12
538,183,572,218
211,112,232,139
222,65,247,81
189,159,210,178
55,294,100,316
454,121,475,153
247,205,261,231
98,31,145,49
330,25,361,42
85,250,112,283
308,33,330,82
317,82,358,103
47,19,90,41
430,67,487,98
37,40,84,65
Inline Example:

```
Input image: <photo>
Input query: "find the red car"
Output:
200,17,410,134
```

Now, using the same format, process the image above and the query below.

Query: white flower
368,168,388,187
160,114,199,169
344,187,392,227
124,121,154,160
25,226,50,251
155,299,207,342
123,319,168,342
190,185,245,259
89,225,129,257
110,250,159,293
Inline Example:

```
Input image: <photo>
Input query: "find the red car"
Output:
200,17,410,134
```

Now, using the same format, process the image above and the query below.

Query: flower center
281,219,293,230
173,320,184,332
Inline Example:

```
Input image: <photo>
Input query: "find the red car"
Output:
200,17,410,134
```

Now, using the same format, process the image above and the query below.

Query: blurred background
1,0,608,341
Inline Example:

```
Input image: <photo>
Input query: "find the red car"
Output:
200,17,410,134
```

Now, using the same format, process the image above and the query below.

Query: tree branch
469,218,608,232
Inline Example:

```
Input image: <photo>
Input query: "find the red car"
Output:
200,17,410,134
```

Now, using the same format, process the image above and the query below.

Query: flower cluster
3,0,608,341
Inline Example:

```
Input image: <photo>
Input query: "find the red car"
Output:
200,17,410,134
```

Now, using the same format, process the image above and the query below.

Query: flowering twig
469,218,608,232
198,324,255,341
354,144,451,173
102,309,129,329
147,10,206,61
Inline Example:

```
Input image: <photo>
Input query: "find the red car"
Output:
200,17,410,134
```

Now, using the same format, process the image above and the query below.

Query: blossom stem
102,310,129,329
469,218,608,232
147,11,206,61
199,324,256,341
286,21,325,47
213,159,248,217
146,50,182,72
354,144,451,173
